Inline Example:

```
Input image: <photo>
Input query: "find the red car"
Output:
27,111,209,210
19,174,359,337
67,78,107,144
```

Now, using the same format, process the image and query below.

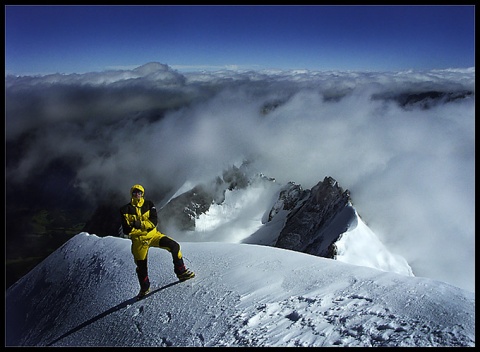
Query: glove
132,220,141,229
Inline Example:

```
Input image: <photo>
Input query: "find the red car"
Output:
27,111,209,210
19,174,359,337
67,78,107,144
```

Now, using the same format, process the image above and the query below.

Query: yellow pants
130,229,183,262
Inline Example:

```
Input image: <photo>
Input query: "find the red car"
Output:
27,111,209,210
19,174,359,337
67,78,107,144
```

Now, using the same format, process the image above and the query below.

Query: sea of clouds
5,63,475,292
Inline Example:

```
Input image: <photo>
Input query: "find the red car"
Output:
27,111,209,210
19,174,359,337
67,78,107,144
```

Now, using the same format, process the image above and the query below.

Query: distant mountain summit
156,164,352,260
151,163,411,276
133,62,171,75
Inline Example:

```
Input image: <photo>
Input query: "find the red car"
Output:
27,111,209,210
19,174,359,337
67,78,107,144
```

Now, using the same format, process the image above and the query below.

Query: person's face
132,189,143,199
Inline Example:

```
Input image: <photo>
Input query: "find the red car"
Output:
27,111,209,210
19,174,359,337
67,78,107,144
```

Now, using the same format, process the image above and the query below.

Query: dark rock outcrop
273,176,354,258
157,182,224,232
266,181,309,222
372,90,473,110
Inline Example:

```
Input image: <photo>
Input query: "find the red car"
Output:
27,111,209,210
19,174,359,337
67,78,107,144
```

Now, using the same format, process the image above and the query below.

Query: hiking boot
136,288,150,300
175,264,195,281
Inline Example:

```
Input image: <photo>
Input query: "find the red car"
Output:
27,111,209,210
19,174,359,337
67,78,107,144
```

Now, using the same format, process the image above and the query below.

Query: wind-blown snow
5,233,474,347
335,209,414,277
194,185,273,242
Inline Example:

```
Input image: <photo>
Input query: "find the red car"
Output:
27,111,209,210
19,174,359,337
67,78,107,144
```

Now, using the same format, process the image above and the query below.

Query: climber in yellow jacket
120,184,194,299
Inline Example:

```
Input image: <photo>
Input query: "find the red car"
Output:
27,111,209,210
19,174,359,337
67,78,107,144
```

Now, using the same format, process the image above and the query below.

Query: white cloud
5,64,475,292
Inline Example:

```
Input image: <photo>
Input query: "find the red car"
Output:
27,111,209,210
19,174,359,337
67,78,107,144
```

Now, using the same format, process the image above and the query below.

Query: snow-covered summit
5,233,474,347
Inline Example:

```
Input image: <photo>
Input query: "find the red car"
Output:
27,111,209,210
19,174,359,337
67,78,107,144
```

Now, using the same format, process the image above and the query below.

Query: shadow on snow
46,280,181,346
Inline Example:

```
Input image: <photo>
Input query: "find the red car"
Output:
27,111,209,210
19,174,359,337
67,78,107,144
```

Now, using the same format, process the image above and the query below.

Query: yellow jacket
119,184,158,239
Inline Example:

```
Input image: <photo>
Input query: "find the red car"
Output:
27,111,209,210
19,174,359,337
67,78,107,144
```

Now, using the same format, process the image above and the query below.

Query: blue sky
5,5,475,75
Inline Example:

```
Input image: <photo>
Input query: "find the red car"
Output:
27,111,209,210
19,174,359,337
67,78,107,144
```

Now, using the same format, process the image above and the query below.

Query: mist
5,63,475,292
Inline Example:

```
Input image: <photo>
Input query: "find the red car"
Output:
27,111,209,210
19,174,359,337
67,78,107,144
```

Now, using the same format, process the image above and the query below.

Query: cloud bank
5,63,475,292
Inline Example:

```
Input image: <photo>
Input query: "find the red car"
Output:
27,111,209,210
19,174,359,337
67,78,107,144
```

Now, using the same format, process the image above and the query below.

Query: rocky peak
267,182,309,222
273,176,353,258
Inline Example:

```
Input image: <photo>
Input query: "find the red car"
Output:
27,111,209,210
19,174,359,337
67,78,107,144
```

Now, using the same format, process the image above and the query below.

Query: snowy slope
6,233,474,347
